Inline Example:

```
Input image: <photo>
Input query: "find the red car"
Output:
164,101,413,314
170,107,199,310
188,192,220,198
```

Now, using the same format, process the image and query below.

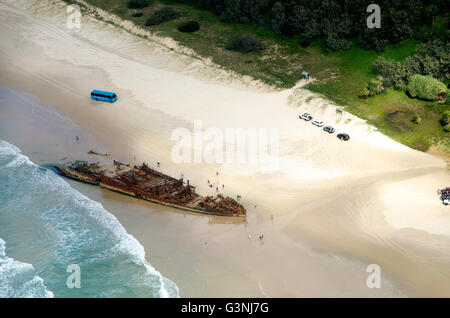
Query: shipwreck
54,159,246,217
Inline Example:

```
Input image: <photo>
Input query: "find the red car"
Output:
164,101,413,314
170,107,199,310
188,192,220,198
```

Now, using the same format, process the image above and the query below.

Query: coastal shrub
226,35,264,53
325,34,351,52
413,40,450,83
131,12,143,17
445,93,450,105
145,7,180,26
299,38,310,48
440,111,450,126
128,0,151,9
444,124,450,133
359,87,369,99
372,57,403,88
178,21,200,33
412,114,421,125
366,78,385,96
372,40,450,92
407,75,447,101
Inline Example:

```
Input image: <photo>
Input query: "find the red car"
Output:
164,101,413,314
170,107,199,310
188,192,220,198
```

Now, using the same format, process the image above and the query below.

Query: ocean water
0,140,178,297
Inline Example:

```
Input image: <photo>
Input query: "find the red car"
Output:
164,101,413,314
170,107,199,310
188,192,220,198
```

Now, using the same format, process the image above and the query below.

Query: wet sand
1,0,449,297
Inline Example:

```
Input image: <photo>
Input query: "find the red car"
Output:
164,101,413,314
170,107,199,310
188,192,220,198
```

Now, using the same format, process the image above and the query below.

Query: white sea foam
0,238,54,298
0,140,178,297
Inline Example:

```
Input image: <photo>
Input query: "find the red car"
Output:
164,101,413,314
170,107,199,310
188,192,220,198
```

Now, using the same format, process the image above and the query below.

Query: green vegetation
412,113,422,125
145,6,179,26
361,78,384,97
226,34,265,53
407,75,447,101
441,111,450,132
178,20,200,32
127,0,151,9
372,40,450,91
441,111,450,126
67,0,449,154
191,0,448,53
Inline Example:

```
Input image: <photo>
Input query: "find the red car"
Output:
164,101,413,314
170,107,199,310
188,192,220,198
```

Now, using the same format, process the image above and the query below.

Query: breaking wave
0,140,178,297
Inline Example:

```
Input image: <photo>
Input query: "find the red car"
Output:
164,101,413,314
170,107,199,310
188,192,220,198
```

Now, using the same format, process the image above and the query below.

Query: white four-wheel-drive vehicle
312,120,324,127
299,113,313,121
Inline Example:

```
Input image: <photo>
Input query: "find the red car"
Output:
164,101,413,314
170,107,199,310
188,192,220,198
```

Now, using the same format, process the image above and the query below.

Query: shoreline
1,0,450,297
0,81,413,297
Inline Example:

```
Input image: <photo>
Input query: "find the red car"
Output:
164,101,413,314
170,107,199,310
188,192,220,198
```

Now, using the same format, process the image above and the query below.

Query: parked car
438,187,450,195
337,133,350,141
299,113,313,121
441,193,450,200
312,120,324,127
323,126,335,133
444,198,449,206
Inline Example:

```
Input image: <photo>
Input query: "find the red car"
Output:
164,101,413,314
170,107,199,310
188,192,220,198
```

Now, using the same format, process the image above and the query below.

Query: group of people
207,171,226,193
207,179,224,192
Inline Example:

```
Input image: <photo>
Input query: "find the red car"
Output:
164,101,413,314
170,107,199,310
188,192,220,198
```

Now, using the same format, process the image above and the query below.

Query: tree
271,2,285,35
219,0,241,23
185,0,448,53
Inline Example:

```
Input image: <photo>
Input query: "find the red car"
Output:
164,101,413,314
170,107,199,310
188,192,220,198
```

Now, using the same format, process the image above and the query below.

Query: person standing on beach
76,136,79,144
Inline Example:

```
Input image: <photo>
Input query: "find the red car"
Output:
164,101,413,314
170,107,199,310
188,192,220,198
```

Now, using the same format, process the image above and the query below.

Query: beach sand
1,0,449,297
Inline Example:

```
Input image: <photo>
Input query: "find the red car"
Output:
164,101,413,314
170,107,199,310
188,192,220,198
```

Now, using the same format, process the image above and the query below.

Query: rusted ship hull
55,166,100,185
54,161,246,217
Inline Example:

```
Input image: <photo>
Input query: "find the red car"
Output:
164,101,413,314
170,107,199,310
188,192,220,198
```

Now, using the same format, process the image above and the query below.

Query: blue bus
90,90,117,103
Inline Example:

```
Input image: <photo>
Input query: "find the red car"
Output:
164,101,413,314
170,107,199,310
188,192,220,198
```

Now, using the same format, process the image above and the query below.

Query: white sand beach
1,0,449,297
